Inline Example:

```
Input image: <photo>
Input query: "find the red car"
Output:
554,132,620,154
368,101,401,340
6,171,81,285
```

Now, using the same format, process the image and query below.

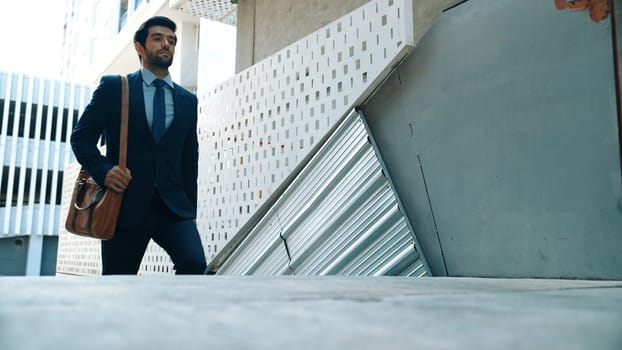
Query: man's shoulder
99,71,140,84
97,74,124,89
100,74,123,82
173,83,197,101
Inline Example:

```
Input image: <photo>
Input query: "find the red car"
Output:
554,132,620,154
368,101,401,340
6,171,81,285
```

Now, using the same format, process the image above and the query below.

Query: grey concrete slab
0,276,620,350
362,0,622,279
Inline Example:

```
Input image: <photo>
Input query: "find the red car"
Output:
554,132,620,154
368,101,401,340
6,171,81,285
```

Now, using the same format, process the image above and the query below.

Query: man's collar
140,67,174,89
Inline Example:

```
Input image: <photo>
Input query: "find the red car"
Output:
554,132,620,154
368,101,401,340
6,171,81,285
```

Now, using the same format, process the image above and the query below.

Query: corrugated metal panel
216,110,430,276
218,214,290,275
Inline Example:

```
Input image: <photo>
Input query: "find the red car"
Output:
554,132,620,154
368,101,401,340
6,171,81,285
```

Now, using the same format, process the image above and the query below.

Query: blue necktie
152,79,166,143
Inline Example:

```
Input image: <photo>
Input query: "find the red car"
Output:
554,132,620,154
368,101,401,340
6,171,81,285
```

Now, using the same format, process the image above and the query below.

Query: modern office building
52,0,622,279
0,71,91,275
60,0,204,89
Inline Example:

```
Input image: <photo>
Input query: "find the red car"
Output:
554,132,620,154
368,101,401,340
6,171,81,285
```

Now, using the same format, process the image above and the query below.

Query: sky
0,0,66,79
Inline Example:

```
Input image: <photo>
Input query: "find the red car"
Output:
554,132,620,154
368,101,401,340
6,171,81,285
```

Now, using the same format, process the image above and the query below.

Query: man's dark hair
133,16,177,47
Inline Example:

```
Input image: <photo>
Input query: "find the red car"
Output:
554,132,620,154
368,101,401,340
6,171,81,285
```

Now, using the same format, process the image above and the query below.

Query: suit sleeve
182,94,199,216
70,76,119,186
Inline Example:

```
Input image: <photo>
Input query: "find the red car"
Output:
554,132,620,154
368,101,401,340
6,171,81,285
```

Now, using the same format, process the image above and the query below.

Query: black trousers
101,191,207,275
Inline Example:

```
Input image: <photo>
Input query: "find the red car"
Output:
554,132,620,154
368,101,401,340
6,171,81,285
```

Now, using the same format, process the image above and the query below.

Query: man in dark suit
70,16,207,275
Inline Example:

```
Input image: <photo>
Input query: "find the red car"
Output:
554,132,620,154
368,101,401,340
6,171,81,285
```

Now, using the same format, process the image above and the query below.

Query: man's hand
104,166,132,193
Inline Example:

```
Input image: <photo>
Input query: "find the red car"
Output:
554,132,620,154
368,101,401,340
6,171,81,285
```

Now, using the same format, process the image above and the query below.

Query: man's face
136,25,177,69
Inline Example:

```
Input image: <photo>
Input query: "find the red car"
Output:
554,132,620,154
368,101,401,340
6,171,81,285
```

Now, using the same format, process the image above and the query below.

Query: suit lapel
159,85,188,144
128,71,154,143
127,71,189,145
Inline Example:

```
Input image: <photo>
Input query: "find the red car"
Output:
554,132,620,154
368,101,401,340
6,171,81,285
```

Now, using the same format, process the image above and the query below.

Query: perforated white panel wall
196,0,414,264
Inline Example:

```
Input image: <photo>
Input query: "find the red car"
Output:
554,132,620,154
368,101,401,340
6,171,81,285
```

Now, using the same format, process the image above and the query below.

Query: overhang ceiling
171,0,237,25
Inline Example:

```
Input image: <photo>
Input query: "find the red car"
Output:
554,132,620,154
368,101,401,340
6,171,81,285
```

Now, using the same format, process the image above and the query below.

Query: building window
134,0,143,10
119,0,128,32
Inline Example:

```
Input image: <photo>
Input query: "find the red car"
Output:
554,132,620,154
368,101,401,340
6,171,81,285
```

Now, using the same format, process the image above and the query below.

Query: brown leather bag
65,76,129,240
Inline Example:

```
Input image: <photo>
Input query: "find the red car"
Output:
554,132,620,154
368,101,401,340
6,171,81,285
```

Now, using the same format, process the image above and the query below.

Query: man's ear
134,41,144,57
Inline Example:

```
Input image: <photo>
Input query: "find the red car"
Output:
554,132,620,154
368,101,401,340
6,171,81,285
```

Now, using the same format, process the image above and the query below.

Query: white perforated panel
196,0,414,264
57,161,102,275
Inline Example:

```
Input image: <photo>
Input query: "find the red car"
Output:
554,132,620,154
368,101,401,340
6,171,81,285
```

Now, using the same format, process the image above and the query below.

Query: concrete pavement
1,276,620,349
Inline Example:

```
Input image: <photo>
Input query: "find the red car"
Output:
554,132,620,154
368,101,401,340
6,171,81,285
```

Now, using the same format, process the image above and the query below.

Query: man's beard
146,51,173,68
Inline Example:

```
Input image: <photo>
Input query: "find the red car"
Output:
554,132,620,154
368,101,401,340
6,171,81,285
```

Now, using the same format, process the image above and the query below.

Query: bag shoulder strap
119,76,129,169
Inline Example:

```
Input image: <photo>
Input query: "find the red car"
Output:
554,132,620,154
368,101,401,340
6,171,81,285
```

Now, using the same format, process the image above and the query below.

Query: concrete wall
173,20,200,91
615,0,622,173
40,237,58,276
362,0,622,279
0,237,28,275
0,236,58,276
234,0,463,72
235,0,368,72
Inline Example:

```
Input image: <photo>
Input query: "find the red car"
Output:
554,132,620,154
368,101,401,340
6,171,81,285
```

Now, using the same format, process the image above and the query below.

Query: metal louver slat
218,215,288,275
399,259,427,277
275,119,371,229
284,155,384,261
291,179,396,275
326,209,411,275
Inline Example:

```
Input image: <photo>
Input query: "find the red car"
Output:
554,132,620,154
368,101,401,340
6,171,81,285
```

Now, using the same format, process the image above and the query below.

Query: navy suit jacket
70,70,199,230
